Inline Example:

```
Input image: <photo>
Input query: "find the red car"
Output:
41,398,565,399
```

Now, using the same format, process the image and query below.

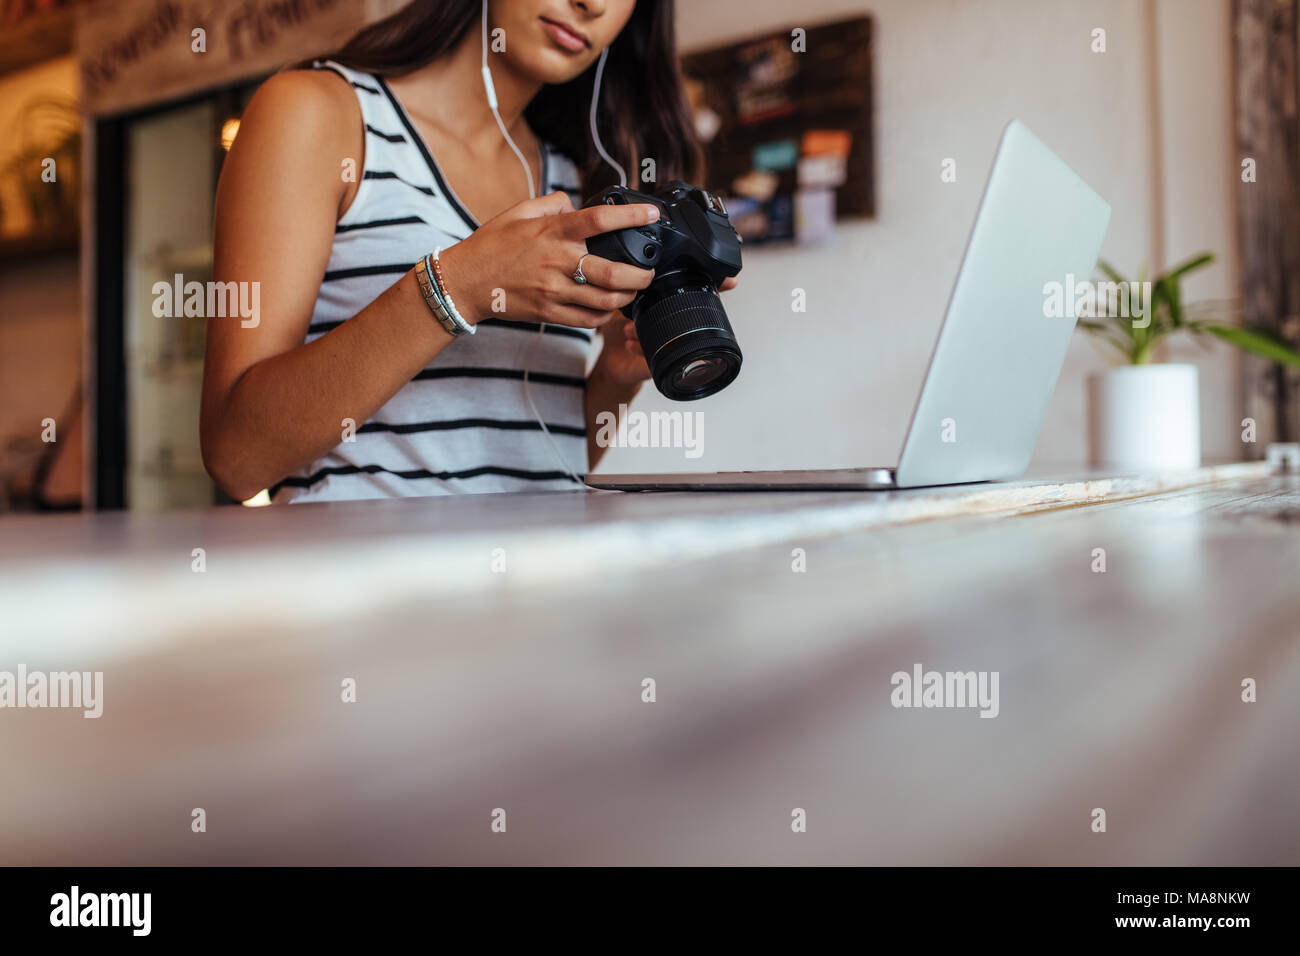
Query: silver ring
572,253,591,285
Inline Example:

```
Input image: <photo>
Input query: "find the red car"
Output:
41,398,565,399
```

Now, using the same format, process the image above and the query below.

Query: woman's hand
594,316,651,387
436,191,658,330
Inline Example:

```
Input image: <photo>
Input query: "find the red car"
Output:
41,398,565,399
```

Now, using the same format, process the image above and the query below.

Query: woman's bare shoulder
239,68,360,151
217,67,365,225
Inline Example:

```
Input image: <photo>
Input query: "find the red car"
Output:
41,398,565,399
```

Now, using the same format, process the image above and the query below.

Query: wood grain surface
0,467,1295,864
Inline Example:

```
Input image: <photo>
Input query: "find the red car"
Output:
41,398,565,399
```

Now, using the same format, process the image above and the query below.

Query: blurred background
1,0,1296,513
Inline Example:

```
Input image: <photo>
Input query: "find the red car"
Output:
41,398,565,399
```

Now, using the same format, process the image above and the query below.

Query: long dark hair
320,0,701,196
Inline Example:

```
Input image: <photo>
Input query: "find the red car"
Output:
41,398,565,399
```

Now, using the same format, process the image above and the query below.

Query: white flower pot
1087,364,1200,471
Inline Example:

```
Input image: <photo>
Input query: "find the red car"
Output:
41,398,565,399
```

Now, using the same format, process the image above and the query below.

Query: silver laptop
587,120,1112,492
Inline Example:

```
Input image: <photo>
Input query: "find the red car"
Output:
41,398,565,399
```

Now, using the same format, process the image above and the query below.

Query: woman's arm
202,71,457,501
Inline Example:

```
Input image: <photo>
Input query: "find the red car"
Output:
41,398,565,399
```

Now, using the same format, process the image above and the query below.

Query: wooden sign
75,0,398,116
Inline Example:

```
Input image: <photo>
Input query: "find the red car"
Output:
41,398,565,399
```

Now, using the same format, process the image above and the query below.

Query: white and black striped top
271,60,591,503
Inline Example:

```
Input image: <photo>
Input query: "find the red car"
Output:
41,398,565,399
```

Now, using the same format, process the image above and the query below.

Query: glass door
124,99,218,511
95,80,260,510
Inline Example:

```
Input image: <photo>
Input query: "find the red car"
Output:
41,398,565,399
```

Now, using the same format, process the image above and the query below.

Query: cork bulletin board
682,16,874,245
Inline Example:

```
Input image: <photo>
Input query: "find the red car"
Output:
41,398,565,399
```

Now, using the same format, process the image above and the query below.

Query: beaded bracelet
416,248,475,337
430,249,472,331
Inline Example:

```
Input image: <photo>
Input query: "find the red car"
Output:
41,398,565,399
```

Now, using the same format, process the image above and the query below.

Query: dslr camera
584,181,743,401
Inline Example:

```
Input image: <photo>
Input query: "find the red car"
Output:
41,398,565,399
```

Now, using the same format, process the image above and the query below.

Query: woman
201,0,731,503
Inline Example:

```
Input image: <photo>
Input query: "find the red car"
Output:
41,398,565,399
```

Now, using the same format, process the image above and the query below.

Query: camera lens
675,358,724,389
634,281,742,401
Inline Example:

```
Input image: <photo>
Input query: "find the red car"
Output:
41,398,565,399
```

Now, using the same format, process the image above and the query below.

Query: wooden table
1,462,1296,864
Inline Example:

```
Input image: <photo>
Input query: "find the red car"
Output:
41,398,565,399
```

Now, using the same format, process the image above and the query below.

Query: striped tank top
271,60,592,503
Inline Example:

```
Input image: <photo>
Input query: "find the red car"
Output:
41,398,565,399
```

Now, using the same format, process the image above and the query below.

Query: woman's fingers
498,190,579,223
612,318,642,354
543,302,619,330
562,202,660,240
561,282,637,313
576,254,655,292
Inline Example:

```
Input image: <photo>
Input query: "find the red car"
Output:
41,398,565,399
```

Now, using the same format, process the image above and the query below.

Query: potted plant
1078,252,1300,470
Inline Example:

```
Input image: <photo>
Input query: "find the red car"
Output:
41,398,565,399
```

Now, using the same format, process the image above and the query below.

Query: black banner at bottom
0,865,1289,941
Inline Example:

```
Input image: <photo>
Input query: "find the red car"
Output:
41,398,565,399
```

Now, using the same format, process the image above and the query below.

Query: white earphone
480,0,536,198
478,0,628,483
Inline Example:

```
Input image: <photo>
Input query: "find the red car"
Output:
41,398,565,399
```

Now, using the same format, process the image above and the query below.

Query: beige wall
596,0,1243,474
1152,0,1242,457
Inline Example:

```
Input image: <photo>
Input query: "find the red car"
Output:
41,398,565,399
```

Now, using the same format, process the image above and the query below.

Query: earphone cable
479,0,627,485
590,48,628,188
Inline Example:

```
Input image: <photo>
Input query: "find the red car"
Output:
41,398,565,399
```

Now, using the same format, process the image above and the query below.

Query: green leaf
1096,260,1127,285
1201,324,1300,367
1077,319,1135,358
1158,275,1184,328
1160,251,1214,284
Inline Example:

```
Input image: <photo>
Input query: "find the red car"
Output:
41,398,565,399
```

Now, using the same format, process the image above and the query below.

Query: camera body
584,181,744,401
